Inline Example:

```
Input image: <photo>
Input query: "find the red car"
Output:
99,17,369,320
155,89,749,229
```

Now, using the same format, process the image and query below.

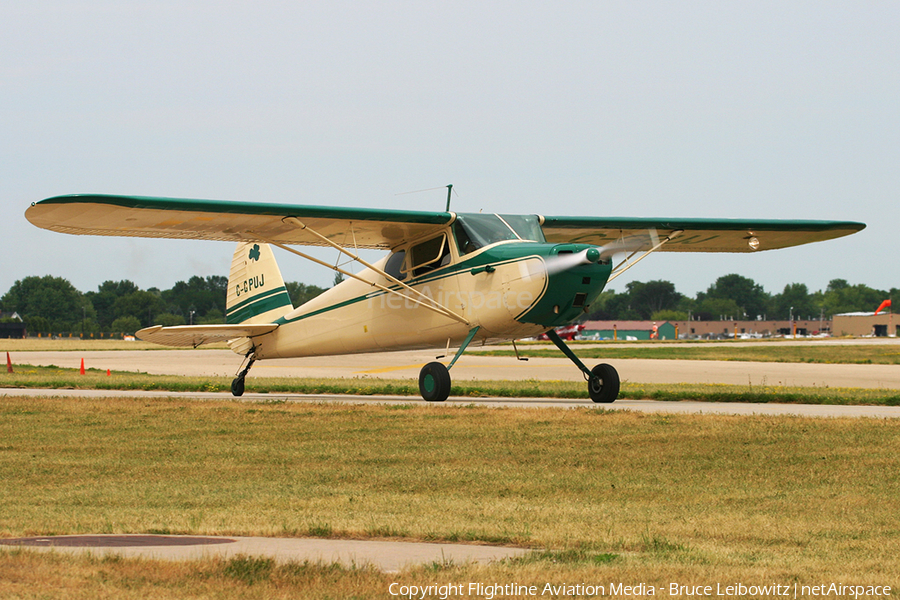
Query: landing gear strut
417,326,480,402
545,329,619,403
231,350,256,397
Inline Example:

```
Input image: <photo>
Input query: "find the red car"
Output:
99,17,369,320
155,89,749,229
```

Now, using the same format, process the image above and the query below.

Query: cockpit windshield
454,213,545,255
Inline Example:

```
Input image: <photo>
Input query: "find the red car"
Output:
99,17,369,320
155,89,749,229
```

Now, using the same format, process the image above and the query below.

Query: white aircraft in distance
26,192,865,403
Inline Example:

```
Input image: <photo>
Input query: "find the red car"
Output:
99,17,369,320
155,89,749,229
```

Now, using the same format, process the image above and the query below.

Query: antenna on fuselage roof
394,184,456,212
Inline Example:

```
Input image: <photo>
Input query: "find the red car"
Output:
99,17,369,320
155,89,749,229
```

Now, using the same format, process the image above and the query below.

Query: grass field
0,397,897,598
5,337,900,365
0,338,227,351
5,363,900,406
479,342,900,365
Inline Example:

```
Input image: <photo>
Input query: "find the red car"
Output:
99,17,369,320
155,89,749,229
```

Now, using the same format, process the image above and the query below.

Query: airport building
581,318,831,340
0,312,26,339
832,312,897,337
669,319,830,339
581,320,677,340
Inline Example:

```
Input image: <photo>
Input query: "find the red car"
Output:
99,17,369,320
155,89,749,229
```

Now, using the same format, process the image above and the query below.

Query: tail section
226,242,293,324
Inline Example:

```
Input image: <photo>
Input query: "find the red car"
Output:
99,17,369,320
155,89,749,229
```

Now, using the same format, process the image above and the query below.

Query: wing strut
256,219,470,326
606,230,683,284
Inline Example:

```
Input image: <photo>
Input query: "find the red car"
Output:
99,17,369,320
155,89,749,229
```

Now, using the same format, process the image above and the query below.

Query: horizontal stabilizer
136,324,278,348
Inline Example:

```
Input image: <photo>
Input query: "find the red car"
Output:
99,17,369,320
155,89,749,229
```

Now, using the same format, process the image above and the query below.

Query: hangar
0,312,26,339
581,320,677,340
832,312,897,337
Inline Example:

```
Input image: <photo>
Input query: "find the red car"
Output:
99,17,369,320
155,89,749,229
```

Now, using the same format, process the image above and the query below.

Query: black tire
419,361,451,402
231,377,245,397
588,363,619,403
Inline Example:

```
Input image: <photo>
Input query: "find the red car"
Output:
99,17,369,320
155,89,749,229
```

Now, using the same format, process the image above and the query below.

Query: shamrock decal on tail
248,244,261,261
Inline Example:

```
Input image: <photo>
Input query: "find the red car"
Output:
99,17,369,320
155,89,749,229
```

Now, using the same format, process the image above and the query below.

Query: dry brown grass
1,396,897,597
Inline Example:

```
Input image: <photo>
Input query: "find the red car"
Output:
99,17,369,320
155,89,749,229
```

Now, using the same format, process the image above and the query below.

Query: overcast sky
2,1,897,300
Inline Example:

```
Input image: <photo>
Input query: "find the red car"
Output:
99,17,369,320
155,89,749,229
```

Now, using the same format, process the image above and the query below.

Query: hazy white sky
3,1,897,298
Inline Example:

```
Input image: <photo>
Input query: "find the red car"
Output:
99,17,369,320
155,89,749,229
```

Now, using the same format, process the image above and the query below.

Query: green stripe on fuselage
274,242,610,328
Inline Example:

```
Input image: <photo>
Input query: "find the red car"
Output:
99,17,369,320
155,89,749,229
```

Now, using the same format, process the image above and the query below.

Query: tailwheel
419,361,451,402
588,363,619,403
231,376,245,397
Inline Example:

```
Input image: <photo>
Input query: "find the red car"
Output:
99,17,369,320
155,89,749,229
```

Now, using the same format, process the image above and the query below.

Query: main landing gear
417,327,480,402
419,361,451,402
546,329,619,403
231,350,256,397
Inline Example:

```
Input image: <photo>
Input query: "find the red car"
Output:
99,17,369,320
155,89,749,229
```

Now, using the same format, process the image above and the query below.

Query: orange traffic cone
80,358,85,375
107,369,111,376
6,352,12,374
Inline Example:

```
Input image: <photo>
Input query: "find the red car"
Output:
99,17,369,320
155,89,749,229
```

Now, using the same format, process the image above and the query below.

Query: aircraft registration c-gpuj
26,192,865,403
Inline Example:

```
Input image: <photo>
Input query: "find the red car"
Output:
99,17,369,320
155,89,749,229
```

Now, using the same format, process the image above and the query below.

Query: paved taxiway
12,342,900,389
0,535,526,572
4,387,900,418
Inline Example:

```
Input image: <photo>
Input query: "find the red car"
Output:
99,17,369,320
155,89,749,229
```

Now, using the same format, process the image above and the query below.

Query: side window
384,250,406,281
454,221,479,255
406,234,450,277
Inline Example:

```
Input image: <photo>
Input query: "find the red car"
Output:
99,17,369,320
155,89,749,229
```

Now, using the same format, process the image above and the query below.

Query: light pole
790,306,794,339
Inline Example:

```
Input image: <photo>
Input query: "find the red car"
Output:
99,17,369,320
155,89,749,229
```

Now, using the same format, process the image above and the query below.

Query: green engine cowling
517,244,612,327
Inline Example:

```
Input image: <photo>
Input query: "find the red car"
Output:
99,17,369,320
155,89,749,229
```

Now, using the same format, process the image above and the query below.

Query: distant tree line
0,275,326,335
1,272,895,335
584,274,898,322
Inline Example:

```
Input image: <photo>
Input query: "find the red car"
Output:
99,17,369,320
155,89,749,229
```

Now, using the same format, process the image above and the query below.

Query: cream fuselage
253,241,553,359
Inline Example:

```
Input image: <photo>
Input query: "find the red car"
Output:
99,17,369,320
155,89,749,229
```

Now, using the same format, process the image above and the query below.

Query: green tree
162,275,227,321
651,309,689,321
1,275,92,332
110,315,142,334
821,280,887,317
85,280,139,329
284,281,326,307
113,291,167,328
695,297,744,321
625,280,683,320
582,290,618,320
698,274,770,319
156,313,186,326
771,283,819,320
198,308,224,324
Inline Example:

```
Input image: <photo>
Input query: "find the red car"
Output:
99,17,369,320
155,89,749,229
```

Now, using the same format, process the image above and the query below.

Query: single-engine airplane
26,193,864,403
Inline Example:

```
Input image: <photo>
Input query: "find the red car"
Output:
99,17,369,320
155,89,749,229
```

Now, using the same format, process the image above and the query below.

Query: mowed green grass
5,363,900,406
1,396,898,598
5,337,900,364
479,342,900,365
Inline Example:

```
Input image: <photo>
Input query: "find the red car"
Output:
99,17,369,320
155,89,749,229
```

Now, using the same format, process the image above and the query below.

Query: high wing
136,324,279,348
26,194,454,249
540,216,865,252
27,194,865,253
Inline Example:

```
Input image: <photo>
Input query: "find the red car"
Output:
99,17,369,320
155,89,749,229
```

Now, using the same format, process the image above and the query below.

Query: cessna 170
26,193,864,403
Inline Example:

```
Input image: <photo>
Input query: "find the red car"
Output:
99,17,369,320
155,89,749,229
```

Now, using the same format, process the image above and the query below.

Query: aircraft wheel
231,377,245,397
419,361,451,402
588,363,619,403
